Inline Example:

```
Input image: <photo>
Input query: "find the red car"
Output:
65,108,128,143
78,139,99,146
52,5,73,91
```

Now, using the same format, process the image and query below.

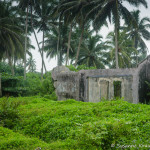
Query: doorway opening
113,81,122,98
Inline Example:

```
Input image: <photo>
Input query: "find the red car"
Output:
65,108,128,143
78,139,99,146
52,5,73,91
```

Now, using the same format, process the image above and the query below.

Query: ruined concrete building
52,56,150,104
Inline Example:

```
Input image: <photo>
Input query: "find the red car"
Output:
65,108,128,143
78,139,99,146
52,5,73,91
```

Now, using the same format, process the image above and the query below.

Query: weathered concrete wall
55,72,79,100
52,66,80,100
138,56,150,103
79,68,138,103
52,56,150,104
87,76,133,103
52,67,139,103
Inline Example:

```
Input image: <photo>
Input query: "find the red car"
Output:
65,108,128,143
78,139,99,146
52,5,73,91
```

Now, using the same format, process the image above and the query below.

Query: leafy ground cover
0,97,150,150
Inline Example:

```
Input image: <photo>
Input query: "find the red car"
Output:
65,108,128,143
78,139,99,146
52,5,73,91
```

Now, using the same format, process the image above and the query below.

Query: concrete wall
87,76,133,103
137,56,150,103
79,68,138,103
52,66,80,100
52,67,139,103
52,56,150,104
55,72,79,100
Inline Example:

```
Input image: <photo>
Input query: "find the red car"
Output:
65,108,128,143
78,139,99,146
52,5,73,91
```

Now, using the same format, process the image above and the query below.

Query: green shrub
0,62,24,76
67,64,96,72
24,72,55,97
0,98,20,129
1,73,27,97
0,127,51,150
1,97,150,149
44,92,57,101
42,72,55,95
25,72,42,96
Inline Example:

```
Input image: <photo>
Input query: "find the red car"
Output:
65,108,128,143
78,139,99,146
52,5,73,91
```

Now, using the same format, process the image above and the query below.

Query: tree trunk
24,6,29,80
33,28,47,72
115,24,119,69
57,34,60,66
41,31,44,80
57,19,61,66
13,56,16,75
8,56,14,76
134,36,138,67
75,24,84,67
66,23,73,66
30,6,47,72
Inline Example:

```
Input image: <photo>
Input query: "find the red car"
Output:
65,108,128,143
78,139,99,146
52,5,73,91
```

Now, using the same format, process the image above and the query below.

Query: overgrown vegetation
67,64,96,72
1,72,55,97
0,98,20,129
0,62,56,97
0,97,150,149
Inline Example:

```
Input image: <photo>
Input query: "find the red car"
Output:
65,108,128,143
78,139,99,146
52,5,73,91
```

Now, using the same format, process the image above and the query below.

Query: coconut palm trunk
57,31,60,66
75,24,84,67
8,55,14,76
41,31,44,79
57,18,61,66
32,28,47,72
115,24,119,69
30,5,47,72
134,37,138,66
66,23,73,66
114,0,119,69
13,56,17,75
24,6,29,80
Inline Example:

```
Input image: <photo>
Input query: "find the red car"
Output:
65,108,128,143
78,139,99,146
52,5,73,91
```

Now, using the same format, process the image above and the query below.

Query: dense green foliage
1,73,27,97
0,98,20,129
1,71,55,98
0,127,50,150
67,64,96,72
0,97,150,149
0,62,24,76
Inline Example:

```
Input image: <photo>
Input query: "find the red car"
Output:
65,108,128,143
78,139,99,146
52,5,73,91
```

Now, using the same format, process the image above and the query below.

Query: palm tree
124,10,150,65
14,0,35,79
77,34,109,68
106,31,137,68
0,1,24,75
57,1,77,66
26,56,36,72
35,0,56,79
59,0,91,67
44,25,69,64
17,0,30,79
65,23,73,66
87,0,147,68
16,0,45,78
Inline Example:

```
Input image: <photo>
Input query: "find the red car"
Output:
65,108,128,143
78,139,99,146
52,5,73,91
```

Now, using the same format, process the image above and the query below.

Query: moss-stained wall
52,56,150,104
88,76,133,103
138,56,150,103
